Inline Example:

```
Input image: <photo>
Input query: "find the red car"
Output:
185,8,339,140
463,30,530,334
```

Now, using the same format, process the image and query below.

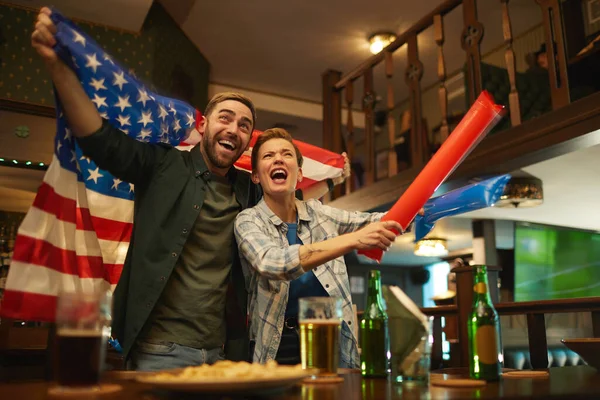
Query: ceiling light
369,32,397,54
414,238,449,257
494,177,543,208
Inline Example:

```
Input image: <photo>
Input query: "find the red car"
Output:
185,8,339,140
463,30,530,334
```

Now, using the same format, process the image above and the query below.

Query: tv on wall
514,222,600,301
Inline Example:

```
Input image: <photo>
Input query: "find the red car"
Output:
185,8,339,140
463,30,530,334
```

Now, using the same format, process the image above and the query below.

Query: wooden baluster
431,316,444,370
434,14,449,142
461,0,484,106
592,311,600,338
363,68,375,186
405,34,424,168
536,0,570,109
501,0,521,127
345,82,355,195
385,51,397,178
527,313,549,369
322,70,343,201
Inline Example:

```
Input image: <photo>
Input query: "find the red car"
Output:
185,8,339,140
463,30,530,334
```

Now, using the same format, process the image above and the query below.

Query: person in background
31,7,348,371
235,128,406,368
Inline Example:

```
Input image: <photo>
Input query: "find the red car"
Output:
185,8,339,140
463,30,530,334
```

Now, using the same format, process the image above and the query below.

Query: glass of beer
299,297,343,380
54,290,112,391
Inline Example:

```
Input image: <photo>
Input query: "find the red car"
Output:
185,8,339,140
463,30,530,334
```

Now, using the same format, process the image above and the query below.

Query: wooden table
0,366,598,399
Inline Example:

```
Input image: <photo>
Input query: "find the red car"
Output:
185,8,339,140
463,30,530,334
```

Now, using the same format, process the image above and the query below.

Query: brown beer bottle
360,270,390,378
468,265,501,381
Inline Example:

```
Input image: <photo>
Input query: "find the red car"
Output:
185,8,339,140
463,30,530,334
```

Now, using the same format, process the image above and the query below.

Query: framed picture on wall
588,0,600,25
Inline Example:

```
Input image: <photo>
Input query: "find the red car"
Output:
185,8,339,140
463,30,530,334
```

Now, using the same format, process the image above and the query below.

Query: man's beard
202,130,239,169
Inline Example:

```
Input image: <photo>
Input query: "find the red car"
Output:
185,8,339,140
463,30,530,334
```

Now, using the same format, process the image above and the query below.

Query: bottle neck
472,267,493,305
366,273,385,312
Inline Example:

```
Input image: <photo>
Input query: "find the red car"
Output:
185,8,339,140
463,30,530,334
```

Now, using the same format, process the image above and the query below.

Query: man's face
198,100,253,173
252,138,302,196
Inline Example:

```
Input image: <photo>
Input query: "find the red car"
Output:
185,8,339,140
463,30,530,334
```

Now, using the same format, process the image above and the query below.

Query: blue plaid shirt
234,198,384,368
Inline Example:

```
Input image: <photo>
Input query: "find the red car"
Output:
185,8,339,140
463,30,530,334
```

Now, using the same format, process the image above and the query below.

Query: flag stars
89,77,107,91
72,29,86,47
56,140,63,153
129,183,135,193
87,167,104,184
158,104,169,121
111,178,122,190
84,53,102,73
137,88,151,107
114,95,131,112
116,114,131,127
112,71,128,90
138,110,154,127
103,53,115,65
138,128,152,140
63,128,71,140
91,93,108,108
80,155,91,163
70,150,77,163
185,112,195,127
173,118,181,133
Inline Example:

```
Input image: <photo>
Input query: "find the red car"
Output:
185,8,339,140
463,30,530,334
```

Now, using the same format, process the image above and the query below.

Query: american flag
0,9,344,322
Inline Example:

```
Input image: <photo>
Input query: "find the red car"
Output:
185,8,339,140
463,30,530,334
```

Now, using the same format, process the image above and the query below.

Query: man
31,7,346,370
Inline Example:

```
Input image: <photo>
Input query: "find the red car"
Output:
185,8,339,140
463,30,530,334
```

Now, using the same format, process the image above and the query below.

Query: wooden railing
322,0,577,200
419,265,600,369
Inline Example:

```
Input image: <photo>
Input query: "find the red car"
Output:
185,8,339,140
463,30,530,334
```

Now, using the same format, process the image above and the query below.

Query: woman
234,128,404,368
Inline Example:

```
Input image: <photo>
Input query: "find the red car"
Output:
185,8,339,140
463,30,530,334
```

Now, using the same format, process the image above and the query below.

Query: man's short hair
204,92,257,131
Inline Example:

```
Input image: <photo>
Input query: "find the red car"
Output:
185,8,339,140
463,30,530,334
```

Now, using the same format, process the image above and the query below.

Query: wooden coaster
431,378,487,388
303,375,345,384
48,384,122,397
503,370,549,379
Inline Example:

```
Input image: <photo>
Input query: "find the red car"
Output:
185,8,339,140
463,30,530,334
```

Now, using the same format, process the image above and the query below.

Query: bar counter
1,366,599,399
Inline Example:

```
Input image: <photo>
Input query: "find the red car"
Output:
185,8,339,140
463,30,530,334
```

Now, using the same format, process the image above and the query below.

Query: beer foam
300,319,341,325
57,328,103,337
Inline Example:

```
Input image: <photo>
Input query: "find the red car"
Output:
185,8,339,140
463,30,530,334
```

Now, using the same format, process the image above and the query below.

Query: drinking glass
299,297,343,381
53,290,112,392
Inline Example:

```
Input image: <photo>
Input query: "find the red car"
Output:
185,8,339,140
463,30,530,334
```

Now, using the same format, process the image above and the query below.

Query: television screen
514,222,600,301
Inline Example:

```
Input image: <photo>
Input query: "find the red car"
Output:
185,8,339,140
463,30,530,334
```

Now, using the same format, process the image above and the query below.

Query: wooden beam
322,70,343,199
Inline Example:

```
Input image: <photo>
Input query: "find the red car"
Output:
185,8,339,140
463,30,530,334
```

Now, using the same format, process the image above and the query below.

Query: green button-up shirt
77,121,259,361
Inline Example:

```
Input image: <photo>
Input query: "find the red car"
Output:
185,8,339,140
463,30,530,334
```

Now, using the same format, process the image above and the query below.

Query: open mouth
218,139,237,153
270,168,288,184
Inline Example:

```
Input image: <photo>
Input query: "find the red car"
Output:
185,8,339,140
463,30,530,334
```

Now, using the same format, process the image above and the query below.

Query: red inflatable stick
358,91,505,262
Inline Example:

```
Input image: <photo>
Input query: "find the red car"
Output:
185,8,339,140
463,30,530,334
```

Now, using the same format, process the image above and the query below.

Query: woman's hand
349,220,403,251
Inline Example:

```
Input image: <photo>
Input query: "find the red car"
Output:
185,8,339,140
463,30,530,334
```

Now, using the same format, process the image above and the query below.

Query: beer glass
54,290,112,391
299,297,343,380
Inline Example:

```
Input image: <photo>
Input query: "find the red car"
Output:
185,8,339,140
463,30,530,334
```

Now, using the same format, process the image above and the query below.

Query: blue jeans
128,340,225,372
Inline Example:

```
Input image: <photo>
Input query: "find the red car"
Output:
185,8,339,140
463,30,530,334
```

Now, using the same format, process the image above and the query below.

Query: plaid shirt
234,198,384,368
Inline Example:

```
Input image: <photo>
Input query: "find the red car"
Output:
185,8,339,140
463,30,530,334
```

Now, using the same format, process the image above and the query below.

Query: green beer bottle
468,265,501,381
360,270,390,378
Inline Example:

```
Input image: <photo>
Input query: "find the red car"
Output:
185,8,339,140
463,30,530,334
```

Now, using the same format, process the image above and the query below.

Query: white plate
136,369,313,394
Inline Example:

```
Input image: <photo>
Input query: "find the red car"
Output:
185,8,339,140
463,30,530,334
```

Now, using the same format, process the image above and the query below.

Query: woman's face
252,138,302,197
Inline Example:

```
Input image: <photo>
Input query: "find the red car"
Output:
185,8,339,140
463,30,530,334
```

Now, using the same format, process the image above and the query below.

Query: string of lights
0,157,48,171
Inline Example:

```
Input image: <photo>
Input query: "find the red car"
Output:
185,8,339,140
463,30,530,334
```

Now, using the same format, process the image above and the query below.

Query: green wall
0,3,210,111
